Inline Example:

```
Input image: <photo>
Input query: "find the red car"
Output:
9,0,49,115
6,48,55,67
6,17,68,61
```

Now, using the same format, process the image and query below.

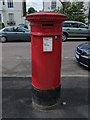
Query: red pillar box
26,12,67,110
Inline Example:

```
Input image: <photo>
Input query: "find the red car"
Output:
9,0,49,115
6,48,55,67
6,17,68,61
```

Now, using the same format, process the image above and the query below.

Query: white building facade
43,0,61,11
0,0,26,26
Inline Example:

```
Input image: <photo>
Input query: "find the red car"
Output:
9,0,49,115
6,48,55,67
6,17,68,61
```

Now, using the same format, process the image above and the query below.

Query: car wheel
62,33,67,42
0,37,7,43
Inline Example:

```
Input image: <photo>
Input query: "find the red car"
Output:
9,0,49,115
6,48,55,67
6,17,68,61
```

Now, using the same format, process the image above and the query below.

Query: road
1,41,88,77
0,40,89,118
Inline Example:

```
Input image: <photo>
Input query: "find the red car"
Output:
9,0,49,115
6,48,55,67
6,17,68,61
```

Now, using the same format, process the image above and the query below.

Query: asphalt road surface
0,40,89,118
1,40,88,77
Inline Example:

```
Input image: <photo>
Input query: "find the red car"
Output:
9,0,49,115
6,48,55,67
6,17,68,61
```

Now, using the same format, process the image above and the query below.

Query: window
4,27,16,32
51,1,56,10
7,14,15,25
62,22,71,27
78,23,86,28
0,14,1,22
8,13,14,21
70,23,78,28
3,28,12,32
16,27,24,32
7,0,13,8
3,0,5,5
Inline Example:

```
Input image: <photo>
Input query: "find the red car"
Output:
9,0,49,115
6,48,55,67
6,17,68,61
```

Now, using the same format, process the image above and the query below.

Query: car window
70,23,78,28
78,23,86,28
62,22,71,27
23,27,29,32
3,27,15,32
16,27,24,32
3,28,9,32
19,24,28,29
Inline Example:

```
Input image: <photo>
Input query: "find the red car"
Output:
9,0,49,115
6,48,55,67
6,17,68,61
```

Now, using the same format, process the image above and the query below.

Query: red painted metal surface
26,12,67,90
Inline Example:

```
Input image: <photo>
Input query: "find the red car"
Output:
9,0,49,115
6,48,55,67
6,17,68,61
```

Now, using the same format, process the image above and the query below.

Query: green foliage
28,7,37,14
54,2,87,23
0,22,5,29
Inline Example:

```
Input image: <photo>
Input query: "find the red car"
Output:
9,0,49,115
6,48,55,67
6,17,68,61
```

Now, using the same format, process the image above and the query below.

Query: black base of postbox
32,85,61,110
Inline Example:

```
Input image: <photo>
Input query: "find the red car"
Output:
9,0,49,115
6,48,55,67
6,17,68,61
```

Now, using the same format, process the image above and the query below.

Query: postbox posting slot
42,24,53,26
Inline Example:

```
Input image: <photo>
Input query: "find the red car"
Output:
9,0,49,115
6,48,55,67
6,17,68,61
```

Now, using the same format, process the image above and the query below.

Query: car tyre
62,33,67,42
0,37,7,43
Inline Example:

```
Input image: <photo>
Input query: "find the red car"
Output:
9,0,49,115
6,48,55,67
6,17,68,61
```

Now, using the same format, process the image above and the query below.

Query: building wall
0,0,3,22
0,0,2,11
0,0,26,26
44,0,61,11
44,1,50,11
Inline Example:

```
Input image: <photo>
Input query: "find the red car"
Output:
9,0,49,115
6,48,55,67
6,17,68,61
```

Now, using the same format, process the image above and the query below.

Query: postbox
26,12,67,109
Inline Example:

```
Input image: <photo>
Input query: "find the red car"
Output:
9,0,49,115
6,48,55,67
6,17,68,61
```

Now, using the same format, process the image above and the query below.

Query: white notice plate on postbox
43,37,53,52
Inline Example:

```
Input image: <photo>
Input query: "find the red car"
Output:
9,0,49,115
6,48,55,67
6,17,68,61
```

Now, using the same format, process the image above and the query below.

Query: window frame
8,13,14,22
7,0,14,8
51,1,56,10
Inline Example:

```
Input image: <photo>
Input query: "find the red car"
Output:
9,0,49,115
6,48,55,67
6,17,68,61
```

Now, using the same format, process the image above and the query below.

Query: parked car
18,24,28,29
75,42,90,69
0,26,30,43
62,21,90,41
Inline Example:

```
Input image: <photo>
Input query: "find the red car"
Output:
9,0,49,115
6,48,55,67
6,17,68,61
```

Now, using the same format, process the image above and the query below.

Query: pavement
1,42,89,119
2,76,88,119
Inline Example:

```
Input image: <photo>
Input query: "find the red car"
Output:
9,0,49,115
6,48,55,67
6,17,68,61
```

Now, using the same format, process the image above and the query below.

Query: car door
68,23,80,37
23,28,30,41
63,22,79,37
77,23,88,37
3,27,17,41
15,27,25,41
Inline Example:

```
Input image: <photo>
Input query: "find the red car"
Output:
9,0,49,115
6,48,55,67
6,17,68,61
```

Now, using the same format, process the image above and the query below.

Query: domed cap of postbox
26,12,67,23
